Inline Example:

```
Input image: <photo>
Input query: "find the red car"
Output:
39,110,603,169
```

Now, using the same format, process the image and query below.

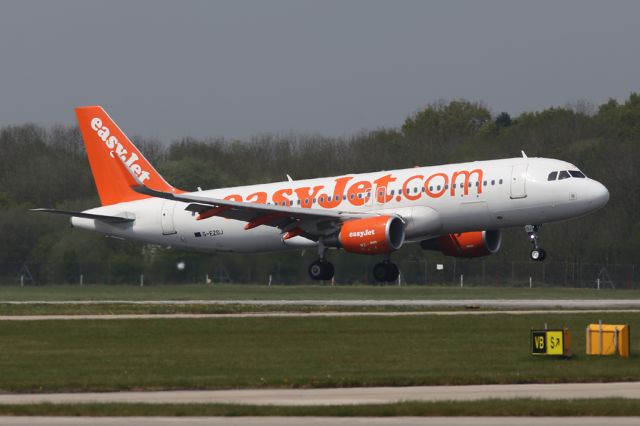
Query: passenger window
569,170,586,178
428,186,433,191
548,171,558,181
491,180,495,185
390,190,395,195
499,179,503,185
559,171,570,180
437,185,441,190
483,181,487,186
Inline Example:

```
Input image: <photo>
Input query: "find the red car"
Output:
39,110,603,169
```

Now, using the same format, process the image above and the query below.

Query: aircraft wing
136,184,373,232
116,154,375,236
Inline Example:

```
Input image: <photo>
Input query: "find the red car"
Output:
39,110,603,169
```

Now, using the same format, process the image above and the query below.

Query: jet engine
337,216,405,254
420,230,502,258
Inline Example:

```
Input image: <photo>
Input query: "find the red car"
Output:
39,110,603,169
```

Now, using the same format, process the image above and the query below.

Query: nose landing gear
525,225,546,261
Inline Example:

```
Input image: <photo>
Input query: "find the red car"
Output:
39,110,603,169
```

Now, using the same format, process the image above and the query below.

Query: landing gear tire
308,260,334,281
373,262,399,283
530,248,546,262
525,224,547,262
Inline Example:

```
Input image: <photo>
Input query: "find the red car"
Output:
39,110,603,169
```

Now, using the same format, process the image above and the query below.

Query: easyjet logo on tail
90,117,151,183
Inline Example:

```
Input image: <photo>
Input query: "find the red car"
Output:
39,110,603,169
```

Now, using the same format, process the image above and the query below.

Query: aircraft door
161,200,177,235
510,164,528,199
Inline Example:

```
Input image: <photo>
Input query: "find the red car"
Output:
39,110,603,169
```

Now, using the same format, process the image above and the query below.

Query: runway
4,299,640,309
0,418,638,426
0,309,639,321
1,382,639,405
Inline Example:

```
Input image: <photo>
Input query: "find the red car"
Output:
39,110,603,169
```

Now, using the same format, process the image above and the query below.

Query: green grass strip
0,303,476,316
1,314,639,392
0,399,639,417
1,284,637,302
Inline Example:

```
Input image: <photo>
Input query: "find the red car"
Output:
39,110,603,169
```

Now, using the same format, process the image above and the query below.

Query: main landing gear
307,240,401,283
525,225,546,261
373,260,400,283
308,259,335,281
308,240,335,281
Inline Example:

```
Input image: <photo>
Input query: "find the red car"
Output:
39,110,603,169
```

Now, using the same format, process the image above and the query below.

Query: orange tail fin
75,106,178,206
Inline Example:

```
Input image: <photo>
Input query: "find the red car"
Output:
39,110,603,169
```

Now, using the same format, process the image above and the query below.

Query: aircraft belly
180,216,290,253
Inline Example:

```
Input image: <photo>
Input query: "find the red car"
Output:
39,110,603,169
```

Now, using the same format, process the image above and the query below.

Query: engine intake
421,230,502,258
338,216,405,254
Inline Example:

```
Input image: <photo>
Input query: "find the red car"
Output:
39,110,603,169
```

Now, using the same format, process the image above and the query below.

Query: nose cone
588,180,609,210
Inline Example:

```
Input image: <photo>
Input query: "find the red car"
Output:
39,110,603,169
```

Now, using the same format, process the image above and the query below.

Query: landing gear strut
308,239,335,281
525,225,546,261
373,260,400,283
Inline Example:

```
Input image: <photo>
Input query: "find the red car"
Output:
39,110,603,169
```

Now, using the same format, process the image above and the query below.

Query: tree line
0,94,638,285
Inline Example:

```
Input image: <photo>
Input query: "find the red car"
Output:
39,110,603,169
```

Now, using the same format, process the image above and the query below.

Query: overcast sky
1,0,639,142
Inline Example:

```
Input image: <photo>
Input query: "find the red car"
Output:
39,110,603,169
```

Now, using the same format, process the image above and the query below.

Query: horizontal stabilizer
30,208,135,224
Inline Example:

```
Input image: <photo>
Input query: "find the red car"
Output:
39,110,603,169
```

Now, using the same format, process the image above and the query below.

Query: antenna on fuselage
286,174,293,182
521,150,528,158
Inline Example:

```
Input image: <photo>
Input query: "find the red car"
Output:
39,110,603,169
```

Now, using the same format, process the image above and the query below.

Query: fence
0,259,637,288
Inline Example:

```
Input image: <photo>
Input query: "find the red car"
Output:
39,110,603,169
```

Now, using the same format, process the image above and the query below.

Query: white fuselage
71,157,609,253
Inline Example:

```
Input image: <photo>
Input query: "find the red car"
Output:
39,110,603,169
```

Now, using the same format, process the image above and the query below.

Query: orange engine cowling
338,216,405,255
420,230,502,257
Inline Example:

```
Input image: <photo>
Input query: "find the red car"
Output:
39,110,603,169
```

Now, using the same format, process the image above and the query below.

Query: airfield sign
531,328,571,357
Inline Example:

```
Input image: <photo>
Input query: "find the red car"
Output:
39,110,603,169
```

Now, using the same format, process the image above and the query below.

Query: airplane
32,106,610,282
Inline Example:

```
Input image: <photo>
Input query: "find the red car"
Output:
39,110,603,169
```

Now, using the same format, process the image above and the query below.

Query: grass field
0,313,638,392
1,399,640,417
0,284,638,301
0,303,486,316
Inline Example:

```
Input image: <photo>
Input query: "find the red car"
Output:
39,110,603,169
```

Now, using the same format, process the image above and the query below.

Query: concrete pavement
1,382,639,405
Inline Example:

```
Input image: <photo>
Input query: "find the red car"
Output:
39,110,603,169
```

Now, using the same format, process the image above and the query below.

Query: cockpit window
547,171,558,181
569,170,586,178
558,171,570,180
